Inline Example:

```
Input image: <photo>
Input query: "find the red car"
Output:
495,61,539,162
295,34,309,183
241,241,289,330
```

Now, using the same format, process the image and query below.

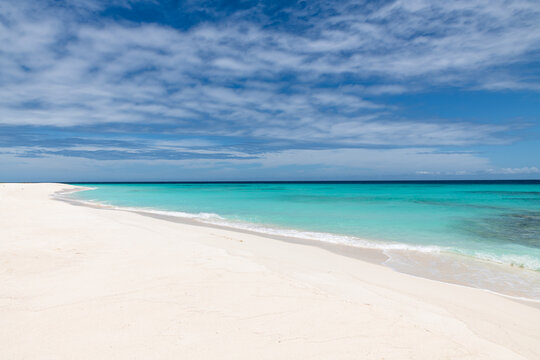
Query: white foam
472,252,540,272
107,204,446,255
120,207,225,221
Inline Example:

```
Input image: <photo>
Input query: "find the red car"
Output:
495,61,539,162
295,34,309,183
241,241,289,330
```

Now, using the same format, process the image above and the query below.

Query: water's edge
53,186,540,306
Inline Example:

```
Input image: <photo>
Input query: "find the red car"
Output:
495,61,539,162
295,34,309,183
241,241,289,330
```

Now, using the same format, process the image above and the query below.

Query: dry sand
1,183,539,359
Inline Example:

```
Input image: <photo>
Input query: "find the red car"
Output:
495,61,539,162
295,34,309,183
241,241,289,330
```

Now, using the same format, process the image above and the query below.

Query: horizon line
16,179,540,184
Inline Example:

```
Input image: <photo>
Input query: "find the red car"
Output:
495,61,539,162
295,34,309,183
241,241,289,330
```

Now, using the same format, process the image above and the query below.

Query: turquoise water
70,182,540,273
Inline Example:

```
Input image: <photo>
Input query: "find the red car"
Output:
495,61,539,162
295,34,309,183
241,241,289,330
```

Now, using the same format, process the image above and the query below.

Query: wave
469,252,540,272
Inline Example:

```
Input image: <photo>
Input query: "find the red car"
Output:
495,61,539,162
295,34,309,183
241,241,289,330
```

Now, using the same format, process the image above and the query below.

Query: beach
1,183,540,359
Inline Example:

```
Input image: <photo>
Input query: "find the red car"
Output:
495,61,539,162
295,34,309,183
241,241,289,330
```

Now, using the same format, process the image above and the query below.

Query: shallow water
69,181,540,300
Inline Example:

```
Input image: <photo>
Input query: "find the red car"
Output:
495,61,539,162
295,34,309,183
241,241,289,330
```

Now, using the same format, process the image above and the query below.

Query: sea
65,181,540,301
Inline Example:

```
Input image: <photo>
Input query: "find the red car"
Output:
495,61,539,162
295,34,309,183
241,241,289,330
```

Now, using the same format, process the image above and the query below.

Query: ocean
66,181,540,300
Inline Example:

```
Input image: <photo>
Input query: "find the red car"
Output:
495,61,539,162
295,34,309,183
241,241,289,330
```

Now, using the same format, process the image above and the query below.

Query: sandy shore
1,183,539,359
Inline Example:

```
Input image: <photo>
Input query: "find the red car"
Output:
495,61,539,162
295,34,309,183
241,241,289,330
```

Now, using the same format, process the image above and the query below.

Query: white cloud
0,146,493,181
255,148,491,173
486,167,540,174
1,0,539,130
0,0,538,174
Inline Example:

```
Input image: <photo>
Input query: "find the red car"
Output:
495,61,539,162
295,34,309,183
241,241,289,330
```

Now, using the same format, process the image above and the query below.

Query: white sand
1,183,539,359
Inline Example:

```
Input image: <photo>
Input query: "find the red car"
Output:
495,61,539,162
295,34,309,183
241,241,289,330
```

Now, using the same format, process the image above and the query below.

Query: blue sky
1,0,539,181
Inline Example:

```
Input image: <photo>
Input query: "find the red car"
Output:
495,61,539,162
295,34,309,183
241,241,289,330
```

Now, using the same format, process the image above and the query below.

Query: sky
1,0,539,181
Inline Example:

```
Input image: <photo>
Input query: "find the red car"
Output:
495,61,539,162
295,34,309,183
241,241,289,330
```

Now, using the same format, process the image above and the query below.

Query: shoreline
55,188,389,264
2,183,540,359
57,186,540,305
